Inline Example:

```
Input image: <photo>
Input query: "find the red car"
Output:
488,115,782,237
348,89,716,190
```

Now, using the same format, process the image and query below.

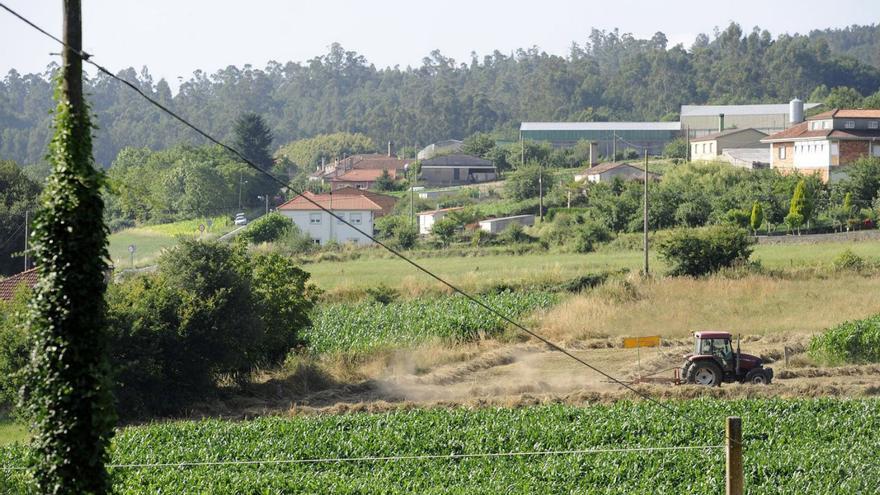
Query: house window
873,144,880,157
844,121,855,129
778,145,786,159
702,143,707,153
350,213,362,225
709,143,714,153
870,121,879,129
309,213,321,225
313,239,321,245
810,122,818,130
336,212,345,224
823,121,831,129
453,168,460,180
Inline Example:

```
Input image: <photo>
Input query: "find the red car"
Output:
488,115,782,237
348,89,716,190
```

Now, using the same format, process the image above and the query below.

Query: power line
0,224,24,253
0,444,724,471
0,1,709,435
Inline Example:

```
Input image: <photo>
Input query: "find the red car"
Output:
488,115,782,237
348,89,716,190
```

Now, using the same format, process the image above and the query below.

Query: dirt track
217,334,880,418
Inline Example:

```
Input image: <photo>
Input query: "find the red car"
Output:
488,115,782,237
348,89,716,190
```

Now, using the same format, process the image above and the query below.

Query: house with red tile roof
0,267,38,301
276,187,397,246
309,154,409,185
329,168,398,191
761,109,880,183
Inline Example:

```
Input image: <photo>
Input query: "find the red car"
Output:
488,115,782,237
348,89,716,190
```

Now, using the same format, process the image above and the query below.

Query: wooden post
784,347,790,368
726,416,744,495
643,150,649,276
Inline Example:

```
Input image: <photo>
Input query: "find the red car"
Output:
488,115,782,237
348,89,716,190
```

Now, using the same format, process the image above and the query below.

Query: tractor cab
680,331,773,386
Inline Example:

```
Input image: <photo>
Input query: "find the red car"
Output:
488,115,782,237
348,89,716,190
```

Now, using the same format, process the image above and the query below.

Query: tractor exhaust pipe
735,335,741,377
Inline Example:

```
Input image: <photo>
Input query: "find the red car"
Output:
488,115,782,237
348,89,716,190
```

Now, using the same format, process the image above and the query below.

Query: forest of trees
1,23,879,168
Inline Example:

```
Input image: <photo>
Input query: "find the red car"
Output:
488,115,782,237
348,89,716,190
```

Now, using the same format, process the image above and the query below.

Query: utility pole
612,131,617,161
238,174,247,211
643,150,649,276
538,166,544,222
24,210,28,270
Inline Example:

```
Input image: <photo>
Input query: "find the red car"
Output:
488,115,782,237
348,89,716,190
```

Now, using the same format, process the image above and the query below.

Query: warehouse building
519,122,681,157
681,100,822,138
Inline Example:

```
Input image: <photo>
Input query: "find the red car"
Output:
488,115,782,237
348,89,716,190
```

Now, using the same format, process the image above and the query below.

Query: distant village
279,101,880,246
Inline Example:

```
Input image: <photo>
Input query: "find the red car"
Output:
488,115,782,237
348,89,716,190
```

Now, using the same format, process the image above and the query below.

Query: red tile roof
690,128,767,143
0,268,38,301
329,168,397,182
808,108,880,120
277,189,397,216
762,121,880,142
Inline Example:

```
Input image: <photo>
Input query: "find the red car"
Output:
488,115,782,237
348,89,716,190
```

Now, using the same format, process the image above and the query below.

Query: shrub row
809,314,880,364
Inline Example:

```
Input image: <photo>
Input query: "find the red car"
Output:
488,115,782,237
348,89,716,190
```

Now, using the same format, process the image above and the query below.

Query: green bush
239,212,292,244
106,240,315,418
809,315,880,364
0,286,30,412
571,221,612,253
503,164,552,201
832,249,865,271
658,225,754,276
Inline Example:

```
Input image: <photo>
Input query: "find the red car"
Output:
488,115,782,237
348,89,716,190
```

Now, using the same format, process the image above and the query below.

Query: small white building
689,128,768,162
277,188,397,245
478,215,535,234
417,207,463,235
574,162,658,183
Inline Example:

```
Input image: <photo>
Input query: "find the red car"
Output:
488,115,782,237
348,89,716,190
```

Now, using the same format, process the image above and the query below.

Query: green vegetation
0,159,41,276
809,315,880,365
2,399,878,493
107,215,234,268
306,291,558,354
238,212,291,244
658,226,754,276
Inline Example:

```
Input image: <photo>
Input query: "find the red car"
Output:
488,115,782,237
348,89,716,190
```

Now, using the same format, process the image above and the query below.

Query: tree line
2,23,880,168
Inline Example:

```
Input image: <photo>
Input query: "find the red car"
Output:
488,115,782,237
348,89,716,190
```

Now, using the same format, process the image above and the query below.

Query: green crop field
307,291,558,353
306,239,880,292
108,216,237,268
1,399,877,493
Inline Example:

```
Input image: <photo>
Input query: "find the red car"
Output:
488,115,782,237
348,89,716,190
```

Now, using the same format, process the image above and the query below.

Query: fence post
726,416,743,495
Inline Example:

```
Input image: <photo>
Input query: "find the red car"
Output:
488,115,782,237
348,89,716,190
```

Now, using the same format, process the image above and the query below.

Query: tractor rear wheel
686,361,723,387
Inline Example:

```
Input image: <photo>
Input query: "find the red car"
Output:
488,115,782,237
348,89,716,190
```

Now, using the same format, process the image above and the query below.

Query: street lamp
238,174,248,211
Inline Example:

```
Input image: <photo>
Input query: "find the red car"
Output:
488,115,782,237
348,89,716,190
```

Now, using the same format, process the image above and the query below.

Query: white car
234,213,247,226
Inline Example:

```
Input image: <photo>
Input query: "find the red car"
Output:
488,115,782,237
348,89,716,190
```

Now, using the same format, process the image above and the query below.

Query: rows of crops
1,399,877,493
809,314,880,364
304,291,559,353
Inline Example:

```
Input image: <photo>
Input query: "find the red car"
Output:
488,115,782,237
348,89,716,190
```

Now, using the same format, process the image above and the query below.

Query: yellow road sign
623,335,661,348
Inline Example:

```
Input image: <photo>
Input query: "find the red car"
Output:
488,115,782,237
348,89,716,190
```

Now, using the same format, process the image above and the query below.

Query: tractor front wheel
746,369,770,385
686,361,723,387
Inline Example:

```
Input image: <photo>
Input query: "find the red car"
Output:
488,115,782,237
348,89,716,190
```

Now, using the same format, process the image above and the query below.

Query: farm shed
478,215,536,234
520,122,681,156
681,100,821,138
419,154,496,186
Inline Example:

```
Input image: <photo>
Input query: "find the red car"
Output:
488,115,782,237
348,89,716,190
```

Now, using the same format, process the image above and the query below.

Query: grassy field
0,419,26,447
108,216,236,268
539,272,880,341
1,399,877,493
305,239,880,294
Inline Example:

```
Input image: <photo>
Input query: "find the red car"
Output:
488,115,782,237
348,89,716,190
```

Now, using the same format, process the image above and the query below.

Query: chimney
789,98,804,124
387,141,392,157
718,113,725,133
589,142,599,167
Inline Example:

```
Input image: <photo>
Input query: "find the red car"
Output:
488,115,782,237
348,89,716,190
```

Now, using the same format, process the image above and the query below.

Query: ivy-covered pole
23,1,116,493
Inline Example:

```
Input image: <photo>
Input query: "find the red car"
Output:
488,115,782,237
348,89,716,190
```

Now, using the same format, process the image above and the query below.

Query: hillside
1,22,880,167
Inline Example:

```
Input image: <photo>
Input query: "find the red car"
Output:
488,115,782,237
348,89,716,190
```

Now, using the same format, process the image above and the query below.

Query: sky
1,0,879,92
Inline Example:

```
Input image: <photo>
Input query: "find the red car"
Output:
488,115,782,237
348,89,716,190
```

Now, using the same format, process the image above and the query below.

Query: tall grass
809,315,880,364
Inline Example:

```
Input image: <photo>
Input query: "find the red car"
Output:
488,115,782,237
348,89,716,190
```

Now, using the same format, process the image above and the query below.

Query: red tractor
679,331,773,386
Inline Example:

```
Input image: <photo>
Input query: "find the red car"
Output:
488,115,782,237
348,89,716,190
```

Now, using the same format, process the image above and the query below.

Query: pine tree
749,201,764,235
786,180,807,234
232,113,274,171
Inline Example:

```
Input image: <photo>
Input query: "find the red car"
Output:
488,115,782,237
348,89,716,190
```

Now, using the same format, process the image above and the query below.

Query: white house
478,215,535,234
277,188,397,245
417,207,463,235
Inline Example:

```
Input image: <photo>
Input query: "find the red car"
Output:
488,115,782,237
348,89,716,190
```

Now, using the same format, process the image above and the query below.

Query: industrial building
681,100,822,138
519,122,681,157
